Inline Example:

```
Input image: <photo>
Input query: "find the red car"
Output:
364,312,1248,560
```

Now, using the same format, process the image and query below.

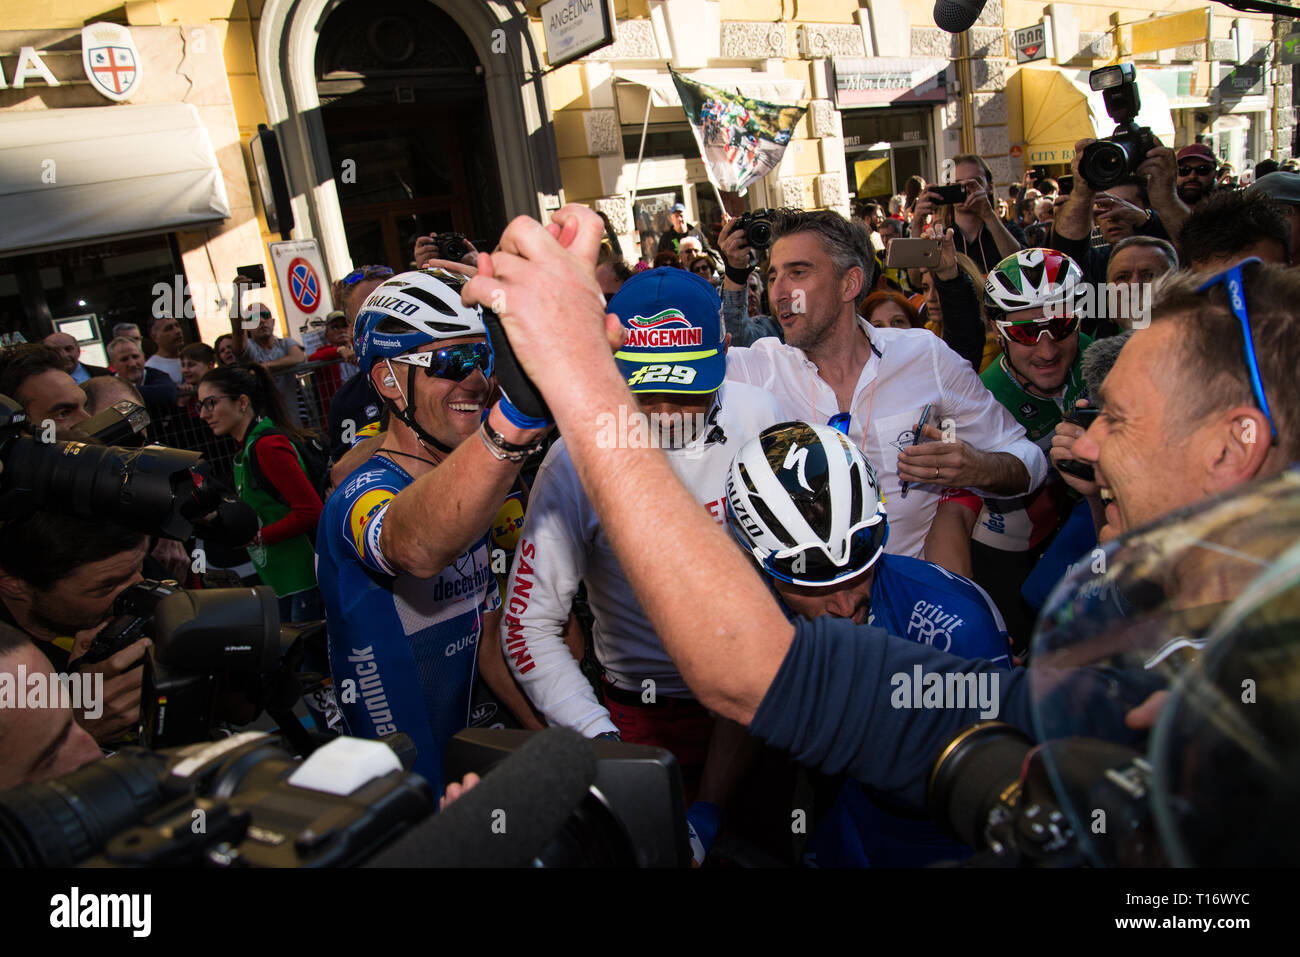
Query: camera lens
0,750,167,866
1080,140,1130,190
928,721,1034,848
747,220,772,249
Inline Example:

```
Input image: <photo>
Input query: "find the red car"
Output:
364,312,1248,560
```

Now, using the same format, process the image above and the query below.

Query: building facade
0,0,1292,352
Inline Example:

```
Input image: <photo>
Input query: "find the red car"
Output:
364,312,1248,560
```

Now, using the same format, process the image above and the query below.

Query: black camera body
1078,64,1157,190
435,231,470,262
0,733,434,867
734,209,777,250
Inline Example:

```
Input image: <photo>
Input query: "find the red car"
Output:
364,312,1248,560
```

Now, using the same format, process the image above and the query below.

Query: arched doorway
314,0,508,269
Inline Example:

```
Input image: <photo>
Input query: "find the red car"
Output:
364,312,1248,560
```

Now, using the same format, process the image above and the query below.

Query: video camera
1078,63,1158,190
0,394,256,546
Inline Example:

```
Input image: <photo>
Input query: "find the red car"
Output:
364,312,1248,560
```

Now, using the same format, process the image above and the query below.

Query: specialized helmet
724,422,888,587
353,268,486,375
983,248,1086,318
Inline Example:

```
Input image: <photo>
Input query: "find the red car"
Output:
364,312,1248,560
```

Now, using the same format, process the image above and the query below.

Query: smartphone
885,238,942,270
1058,174,1074,196
238,264,266,285
1066,406,1100,428
1056,458,1096,483
928,183,967,206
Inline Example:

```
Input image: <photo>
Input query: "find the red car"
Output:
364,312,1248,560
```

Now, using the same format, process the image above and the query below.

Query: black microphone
1081,331,1133,403
933,0,987,33
362,726,597,867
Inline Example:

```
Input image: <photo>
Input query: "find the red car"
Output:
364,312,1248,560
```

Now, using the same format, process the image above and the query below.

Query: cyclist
970,249,1092,651
315,269,550,789
724,421,1012,865
501,268,782,800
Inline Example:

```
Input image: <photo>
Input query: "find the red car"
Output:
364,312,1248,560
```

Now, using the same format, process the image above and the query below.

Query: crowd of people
1,132,1295,867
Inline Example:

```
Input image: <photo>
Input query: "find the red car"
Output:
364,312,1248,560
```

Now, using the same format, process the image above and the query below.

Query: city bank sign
0,22,142,101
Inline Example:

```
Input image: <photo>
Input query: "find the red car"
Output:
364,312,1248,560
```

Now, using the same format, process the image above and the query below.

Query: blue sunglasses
389,342,493,382
1195,257,1278,446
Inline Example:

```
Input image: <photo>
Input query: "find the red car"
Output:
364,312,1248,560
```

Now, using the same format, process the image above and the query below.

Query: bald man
42,332,110,384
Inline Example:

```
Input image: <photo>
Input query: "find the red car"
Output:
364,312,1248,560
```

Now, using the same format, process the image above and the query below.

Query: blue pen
899,403,933,499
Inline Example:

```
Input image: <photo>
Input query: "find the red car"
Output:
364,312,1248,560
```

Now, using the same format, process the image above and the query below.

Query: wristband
686,801,723,865
498,395,552,431
724,262,754,285
479,420,546,463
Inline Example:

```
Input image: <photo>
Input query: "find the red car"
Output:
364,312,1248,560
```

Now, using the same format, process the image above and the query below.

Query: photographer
1050,137,1188,286
0,512,150,744
0,624,103,789
909,154,1025,278
0,343,89,436
716,214,783,346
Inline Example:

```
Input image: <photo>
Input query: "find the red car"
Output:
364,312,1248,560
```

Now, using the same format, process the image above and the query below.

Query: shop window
0,233,183,351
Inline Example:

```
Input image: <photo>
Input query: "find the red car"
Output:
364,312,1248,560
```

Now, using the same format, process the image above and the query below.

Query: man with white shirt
145,314,186,384
503,268,782,800
722,208,1046,561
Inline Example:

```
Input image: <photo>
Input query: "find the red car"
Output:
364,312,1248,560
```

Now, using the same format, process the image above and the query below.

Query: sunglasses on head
388,342,492,382
995,312,1080,345
1196,257,1279,446
1178,164,1215,177
342,265,394,286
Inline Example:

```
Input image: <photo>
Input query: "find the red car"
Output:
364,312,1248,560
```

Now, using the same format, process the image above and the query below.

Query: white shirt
145,353,183,384
725,320,1047,559
501,382,783,737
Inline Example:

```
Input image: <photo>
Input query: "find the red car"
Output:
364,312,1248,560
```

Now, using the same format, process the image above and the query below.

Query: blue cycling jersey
866,554,1012,668
316,456,499,791
803,553,1012,867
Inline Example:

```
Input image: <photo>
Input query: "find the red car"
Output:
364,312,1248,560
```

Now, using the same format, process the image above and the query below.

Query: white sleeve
932,338,1048,495
500,448,618,737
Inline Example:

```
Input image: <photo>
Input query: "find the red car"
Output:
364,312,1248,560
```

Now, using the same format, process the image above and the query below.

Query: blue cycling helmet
353,268,487,375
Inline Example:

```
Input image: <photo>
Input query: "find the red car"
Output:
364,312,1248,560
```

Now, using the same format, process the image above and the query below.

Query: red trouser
601,681,715,804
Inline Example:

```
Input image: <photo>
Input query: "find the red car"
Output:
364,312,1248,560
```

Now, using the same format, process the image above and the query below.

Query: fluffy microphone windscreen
362,726,597,868
1081,331,1134,403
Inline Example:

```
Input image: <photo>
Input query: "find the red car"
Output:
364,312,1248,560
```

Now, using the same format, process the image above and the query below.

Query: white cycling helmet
724,421,888,587
354,268,487,375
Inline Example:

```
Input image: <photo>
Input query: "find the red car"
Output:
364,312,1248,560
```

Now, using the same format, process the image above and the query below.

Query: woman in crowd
197,362,324,623
917,231,1000,373
178,342,215,414
861,290,924,330
214,334,237,366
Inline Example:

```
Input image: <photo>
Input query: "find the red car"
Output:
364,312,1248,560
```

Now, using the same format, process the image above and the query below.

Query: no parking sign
269,240,330,343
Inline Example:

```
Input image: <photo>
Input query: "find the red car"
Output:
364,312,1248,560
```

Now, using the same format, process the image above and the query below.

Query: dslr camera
435,232,471,262
733,209,777,250
1078,63,1157,190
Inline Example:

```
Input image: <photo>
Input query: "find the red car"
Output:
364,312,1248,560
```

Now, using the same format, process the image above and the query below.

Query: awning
614,69,807,108
0,102,231,256
1021,68,1176,167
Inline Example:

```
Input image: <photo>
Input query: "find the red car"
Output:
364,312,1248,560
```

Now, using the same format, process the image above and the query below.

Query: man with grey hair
42,331,109,384
1094,235,1179,336
1054,258,1297,544
718,207,1047,564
